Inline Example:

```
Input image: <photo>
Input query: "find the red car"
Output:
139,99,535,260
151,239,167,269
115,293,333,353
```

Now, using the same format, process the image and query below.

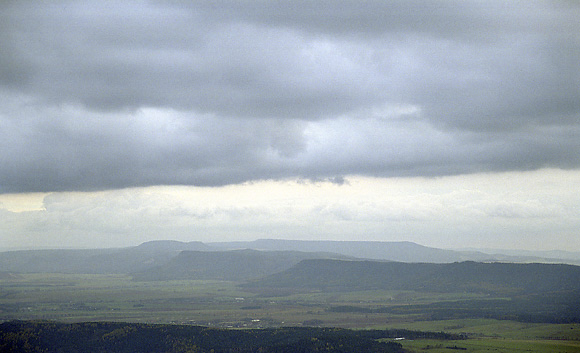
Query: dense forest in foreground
0,321,463,353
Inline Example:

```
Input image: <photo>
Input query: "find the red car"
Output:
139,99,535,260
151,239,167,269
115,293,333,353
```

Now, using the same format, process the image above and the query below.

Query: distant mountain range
1,239,579,277
211,239,580,265
211,239,464,263
457,247,580,263
0,241,210,274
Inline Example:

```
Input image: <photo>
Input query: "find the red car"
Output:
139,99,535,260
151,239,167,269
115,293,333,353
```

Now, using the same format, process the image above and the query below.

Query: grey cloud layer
1,0,579,192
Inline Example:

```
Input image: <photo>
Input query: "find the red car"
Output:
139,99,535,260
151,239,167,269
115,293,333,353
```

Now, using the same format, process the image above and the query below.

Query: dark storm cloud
0,0,579,192
1,0,381,117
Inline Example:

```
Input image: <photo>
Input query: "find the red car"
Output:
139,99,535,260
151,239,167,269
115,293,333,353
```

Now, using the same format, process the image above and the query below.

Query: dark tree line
0,320,427,353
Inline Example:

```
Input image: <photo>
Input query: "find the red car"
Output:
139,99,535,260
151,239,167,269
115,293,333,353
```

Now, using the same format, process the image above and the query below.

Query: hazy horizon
2,225,580,255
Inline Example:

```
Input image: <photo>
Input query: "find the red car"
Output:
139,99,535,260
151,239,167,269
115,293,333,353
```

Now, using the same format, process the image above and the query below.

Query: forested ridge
246,260,580,294
244,260,580,324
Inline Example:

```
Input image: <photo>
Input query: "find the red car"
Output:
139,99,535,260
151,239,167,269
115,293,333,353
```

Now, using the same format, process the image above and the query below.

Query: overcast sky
1,1,579,251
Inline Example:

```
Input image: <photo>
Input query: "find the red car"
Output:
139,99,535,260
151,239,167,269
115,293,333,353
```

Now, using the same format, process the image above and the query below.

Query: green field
0,273,491,326
1,273,579,352
400,338,580,353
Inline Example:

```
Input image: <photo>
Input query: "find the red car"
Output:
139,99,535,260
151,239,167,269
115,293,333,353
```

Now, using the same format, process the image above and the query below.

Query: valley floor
1,274,579,352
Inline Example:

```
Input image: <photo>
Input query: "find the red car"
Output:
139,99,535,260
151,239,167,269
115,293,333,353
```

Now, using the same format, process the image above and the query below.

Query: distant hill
457,248,580,265
245,259,580,295
2,239,577,275
134,240,213,252
0,241,212,274
211,239,466,262
212,239,580,265
132,249,351,281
